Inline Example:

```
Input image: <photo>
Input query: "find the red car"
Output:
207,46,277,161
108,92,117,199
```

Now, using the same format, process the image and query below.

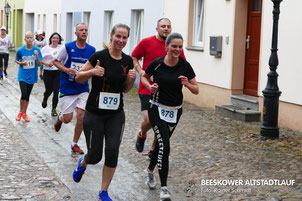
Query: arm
75,60,105,83
123,68,136,93
34,50,42,66
132,57,145,77
53,59,76,76
141,73,158,94
15,59,27,66
179,76,199,95
41,60,53,67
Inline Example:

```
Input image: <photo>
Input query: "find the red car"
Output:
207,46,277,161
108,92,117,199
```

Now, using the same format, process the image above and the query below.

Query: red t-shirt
132,35,185,95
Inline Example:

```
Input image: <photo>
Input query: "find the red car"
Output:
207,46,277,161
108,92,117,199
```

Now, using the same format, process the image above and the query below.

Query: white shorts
59,92,89,114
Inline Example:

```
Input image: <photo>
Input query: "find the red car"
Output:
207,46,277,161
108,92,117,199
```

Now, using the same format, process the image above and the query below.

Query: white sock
72,142,77,147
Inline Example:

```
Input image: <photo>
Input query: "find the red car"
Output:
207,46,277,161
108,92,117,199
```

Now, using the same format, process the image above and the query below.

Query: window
43,14,46,32
83,12,91,42
193,0,205,47
37,14,40,30
130,10,143,51
103,11,113,44
53,14,57,32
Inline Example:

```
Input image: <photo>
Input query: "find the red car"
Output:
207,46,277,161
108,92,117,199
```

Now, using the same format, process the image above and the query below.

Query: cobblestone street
0,52,301,200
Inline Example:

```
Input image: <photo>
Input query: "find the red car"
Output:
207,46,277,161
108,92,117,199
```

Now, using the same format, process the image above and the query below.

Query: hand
47,62,53,67
34,50,38,56
150,83,158,94
179,75,189,87
22,61,28,66
94,60,105,77
66,68,76,76
127,69,136,80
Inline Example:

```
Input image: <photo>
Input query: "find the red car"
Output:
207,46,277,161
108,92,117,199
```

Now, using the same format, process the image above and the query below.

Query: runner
41,32,63,116
72,24,136,201
141,33,199,201
53,23,95,155
15,32,43,122
0,26,11,79
33,30,47,80
132,18,185,157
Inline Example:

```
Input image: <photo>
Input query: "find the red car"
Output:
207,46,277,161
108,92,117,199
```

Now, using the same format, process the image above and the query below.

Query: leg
73,107,85,144
136,94,152,152
42,70,53,106
3,53,9,76
52,70,60,109
101,110,125,191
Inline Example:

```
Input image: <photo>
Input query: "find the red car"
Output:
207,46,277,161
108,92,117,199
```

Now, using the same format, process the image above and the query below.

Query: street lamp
4,3,11,34
260,0,282,139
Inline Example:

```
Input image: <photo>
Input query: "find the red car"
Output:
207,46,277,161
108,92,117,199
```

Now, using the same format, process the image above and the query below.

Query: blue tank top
60,41,95,95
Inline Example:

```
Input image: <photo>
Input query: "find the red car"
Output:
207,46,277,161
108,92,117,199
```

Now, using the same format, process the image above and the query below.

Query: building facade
163,0,302,132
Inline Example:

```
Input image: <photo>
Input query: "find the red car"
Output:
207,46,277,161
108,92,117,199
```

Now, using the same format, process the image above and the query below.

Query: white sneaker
160,187,171,201
147,172,156,190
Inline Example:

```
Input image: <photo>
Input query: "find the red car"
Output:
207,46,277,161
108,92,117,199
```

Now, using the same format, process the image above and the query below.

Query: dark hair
166,32,183,45
35,33,44,41
103,23,130,49
49,32,63,45
157,18,171,27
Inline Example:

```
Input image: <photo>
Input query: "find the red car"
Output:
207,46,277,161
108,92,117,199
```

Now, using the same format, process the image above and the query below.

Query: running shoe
147,172,156,190
41,100,47,108
51,108,58,117
54,114,62,132
15,112,23,121
135,131,146,152
148,150,153,159
73,157,86,183
99,190,112,201
71,144,84,155
22,113,30,122
160,187,171,201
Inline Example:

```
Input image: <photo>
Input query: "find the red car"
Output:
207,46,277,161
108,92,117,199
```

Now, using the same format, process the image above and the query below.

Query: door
243,0,262,96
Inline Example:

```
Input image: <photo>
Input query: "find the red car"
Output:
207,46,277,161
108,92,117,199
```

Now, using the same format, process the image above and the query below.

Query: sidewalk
0,52,301,200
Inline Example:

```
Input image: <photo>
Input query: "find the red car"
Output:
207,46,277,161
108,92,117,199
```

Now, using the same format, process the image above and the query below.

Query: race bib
70,62,84,73
98,92,120,110
23,59,35,69
158,105,178,123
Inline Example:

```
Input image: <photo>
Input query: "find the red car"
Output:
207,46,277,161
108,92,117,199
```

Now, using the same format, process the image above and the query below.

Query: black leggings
148,105,182,187
0,53,9,67
83,110,125,168
19,81,34,101
43,70,60,109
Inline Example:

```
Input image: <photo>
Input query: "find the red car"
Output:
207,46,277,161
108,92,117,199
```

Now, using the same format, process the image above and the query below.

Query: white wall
24,0,61,44
164,0,236,89
61,0,163,54
259,1,302,105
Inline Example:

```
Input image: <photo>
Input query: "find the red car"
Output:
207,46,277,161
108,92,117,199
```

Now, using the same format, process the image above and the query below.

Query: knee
85,153,102,165
21,95,29,101
104,147,119,168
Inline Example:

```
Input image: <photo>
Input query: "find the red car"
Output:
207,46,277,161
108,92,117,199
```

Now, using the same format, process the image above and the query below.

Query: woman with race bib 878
141,32,199,201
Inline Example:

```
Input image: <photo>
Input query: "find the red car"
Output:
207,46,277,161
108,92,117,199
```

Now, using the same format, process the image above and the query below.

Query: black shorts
139,94,151,111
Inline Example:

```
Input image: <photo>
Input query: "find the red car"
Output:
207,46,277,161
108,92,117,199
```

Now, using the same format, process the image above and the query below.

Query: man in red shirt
132,18,185,157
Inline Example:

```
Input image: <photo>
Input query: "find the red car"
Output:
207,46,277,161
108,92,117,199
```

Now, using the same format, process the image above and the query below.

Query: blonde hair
103,23,130,49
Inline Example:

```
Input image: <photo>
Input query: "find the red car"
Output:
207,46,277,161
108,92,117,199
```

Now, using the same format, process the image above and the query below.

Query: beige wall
183,83,231,110
259,98,302,133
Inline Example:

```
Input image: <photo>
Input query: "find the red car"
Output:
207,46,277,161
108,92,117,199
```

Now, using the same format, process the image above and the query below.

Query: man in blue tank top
53,23,96,154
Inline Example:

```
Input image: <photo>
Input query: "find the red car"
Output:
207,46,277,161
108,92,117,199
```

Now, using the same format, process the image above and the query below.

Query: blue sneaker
99,190,112,201
73,157,86,183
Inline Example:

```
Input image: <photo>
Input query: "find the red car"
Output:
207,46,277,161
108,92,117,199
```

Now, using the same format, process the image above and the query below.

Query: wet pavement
0,51,301,201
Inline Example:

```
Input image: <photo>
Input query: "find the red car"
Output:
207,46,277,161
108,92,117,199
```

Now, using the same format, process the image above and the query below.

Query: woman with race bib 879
72,23,136,201
141,32,199,201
